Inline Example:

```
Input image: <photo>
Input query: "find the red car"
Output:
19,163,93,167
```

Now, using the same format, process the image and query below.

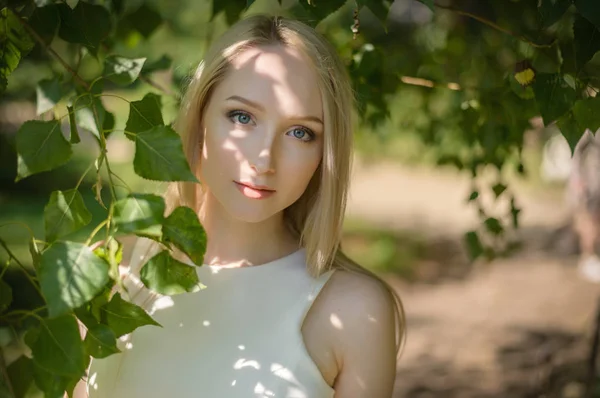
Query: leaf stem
16,15,91,90
75,161,96,191
0,239,42,298
85,220,109,247
434,3,554,49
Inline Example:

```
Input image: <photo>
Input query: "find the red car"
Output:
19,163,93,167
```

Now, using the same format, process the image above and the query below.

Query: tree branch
16,15,91,91
434,3,554,49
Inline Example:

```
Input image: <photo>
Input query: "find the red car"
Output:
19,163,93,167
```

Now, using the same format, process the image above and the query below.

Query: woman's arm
328,271,398,398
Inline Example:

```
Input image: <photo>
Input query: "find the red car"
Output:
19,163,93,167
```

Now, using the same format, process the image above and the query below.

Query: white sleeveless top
86,248,336,398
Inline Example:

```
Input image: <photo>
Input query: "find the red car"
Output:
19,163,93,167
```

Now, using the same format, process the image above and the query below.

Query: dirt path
346,161,600,397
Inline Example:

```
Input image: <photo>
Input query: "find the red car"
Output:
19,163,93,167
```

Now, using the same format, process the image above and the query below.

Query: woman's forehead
213,45,323,118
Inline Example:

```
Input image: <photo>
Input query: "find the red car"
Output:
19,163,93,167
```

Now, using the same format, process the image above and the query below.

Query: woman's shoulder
306,268,398,394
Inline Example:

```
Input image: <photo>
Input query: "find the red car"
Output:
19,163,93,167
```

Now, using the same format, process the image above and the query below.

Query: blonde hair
161,14,406,354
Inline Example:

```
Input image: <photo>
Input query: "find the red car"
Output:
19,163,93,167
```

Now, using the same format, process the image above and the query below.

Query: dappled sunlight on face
199,45,324,224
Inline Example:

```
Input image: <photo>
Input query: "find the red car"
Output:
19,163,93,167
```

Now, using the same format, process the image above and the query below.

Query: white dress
86,248,336,398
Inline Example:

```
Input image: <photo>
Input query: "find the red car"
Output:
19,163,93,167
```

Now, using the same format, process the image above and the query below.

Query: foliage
0,0,600,396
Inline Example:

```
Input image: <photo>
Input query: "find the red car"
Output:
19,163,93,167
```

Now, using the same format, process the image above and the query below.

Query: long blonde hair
162,14,406,354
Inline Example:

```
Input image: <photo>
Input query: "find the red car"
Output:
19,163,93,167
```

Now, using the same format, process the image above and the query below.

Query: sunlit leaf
103,55,146,86
26,315,86,377
532,73,577,125
140,250,203,295
36,78,62,115
44,189,92,242
84,324,120,358
163,206,207,265
73,94,108,140
125,93,164,141
101,293,161,338
113,193,165,238
134,126,198,182
573,14,600,70
57,2,111,56
39,241,110,317
15,120,72,182
0,8,35,93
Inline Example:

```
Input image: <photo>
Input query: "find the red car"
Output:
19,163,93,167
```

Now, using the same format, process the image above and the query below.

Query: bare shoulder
307,269,398,397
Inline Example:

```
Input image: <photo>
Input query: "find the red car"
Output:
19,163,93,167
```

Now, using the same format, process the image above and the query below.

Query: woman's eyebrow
226,95,324,125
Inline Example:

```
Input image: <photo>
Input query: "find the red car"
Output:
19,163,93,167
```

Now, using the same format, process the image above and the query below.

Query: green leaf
84,324,120,358
134,126,199,182
29,4,60,45
27,315,86,377
73,94,108,140
417,0,434,12
468,190,479,202
31,361,73,398
294,0,347,25
44,189,92,242
6,356,34,398
123,3,163,38
557,111,586,154
39,241,110,317
93,237,122,280
36,78,63,115
0,278,13,314
0,8,35,93
30,237,41,269
492,183,507,198
573,14,600,70
575,0,600,29
163,206,207,265
573,96,600,132
103,55,146,86
140,250,203,295
532,73,577,125
15,120,72,182
464,231,484,260
101,292,161,337
113,193,165,238
57,2,111,56
141,55,172,74
484,217,503,235
67,105,80,143
358,0,392,29
211,0,246,24
125,93,164,141
538,0,571,28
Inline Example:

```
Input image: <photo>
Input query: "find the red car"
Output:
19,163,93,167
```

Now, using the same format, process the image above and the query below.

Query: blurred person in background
567,129,600,282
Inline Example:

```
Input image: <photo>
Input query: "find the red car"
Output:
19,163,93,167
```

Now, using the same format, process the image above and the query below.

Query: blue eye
287,127,315,142
228,110,254,125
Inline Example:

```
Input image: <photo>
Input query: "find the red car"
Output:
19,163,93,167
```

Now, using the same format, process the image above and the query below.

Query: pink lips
234,181,275,199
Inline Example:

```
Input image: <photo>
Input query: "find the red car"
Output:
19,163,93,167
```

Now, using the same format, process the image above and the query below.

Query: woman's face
199,44,324,223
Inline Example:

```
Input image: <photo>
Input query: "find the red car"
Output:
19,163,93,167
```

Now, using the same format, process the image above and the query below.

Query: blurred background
2,0,600,396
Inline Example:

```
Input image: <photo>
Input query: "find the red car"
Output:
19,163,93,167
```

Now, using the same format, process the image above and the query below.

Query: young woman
83,14,405,398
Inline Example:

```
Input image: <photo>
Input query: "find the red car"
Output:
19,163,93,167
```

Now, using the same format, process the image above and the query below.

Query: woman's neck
199,192,299,268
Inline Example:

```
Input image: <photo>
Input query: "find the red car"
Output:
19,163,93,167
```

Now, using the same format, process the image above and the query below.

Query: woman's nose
249,142,276,175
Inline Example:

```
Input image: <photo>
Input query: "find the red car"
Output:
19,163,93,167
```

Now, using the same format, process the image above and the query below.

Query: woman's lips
233,181,275,199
